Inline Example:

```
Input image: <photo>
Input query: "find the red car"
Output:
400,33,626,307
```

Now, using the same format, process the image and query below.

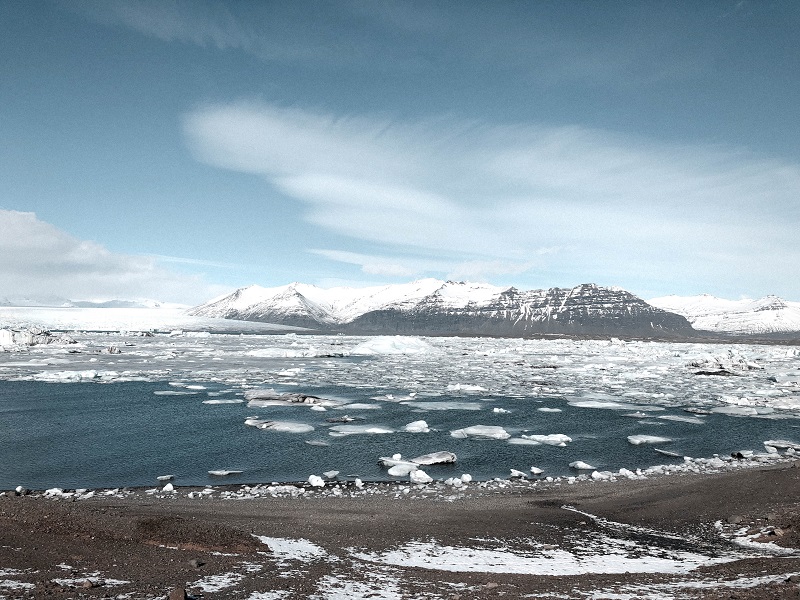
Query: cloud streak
184,101,800,295
0,210,225,303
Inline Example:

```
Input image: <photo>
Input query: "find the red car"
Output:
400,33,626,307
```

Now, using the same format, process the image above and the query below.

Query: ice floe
520,434,572,446
450,425,510,440
329,425,395,437
628,435,673,445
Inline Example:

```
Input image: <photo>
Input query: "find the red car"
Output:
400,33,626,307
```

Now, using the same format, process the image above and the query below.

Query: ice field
1,329,799,490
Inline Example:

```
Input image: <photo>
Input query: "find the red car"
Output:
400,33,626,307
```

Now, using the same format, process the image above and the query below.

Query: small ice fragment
409,469,433,484
460,474,472,483
323,470,339,479
569,461,595,470
510,469,527,478
308,475,325,487
537,407,562,413
162,483,175,492
493,407,510,414
354,478,364,488
208,470,243,476
157,475,174,481
530,467,543,476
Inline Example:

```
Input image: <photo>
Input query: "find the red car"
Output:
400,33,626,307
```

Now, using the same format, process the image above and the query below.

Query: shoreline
2,459,800,599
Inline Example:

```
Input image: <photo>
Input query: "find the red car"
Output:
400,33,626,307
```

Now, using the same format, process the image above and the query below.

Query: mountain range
649,294,800,336
188,279,695,337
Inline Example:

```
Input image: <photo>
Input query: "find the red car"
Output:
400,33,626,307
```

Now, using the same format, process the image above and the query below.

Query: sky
1,0,799,304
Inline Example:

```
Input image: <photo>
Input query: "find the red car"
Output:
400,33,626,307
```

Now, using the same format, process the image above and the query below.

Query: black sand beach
3,461,800,599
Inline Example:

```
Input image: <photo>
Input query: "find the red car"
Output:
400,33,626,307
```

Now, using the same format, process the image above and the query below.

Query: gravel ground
2,462,800,599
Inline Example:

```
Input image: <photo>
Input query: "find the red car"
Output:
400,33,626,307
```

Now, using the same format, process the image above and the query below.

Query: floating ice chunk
654,448,682,457
409,469,433,484
493,407,510,413
247,419,315,433
510,469,527,478
628,435,673,445
323,470,339,479
521,434,572,447
410,451,456,465
764,440,800,450
537,407,562,413
591,471,614,481
508,438,541,445
335,403,381,410
350,336,434,355
657,414,705,424
450,425,510,440
157,475,174,481
208,470,243,476
530,467,543,476
403,420,430,433
154,390,197,396
329,424,395,436
203,399,244,404
569,461,595,470
305,440,330,446
245,389,336,407
308,475,325,487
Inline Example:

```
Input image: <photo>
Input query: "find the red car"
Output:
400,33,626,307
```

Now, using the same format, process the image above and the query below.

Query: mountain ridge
189,280,694,337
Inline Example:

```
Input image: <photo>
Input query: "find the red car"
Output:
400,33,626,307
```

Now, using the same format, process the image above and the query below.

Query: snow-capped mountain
649,294,800,335
190,280,693,336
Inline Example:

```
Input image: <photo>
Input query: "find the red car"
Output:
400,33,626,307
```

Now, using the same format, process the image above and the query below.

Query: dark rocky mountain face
190,281,694,337
344,283,693,336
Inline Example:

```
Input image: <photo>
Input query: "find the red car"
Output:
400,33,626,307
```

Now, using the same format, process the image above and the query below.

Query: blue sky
1,0,798,303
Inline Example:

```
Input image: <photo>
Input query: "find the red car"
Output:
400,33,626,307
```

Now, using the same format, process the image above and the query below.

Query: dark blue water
1,380,798,490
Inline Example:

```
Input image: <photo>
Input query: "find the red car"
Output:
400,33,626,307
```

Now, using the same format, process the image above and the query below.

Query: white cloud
0,210,224,303
184,102,800,296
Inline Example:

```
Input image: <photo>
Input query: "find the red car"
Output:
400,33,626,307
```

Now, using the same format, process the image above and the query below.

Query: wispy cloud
0,210,226,303
184,101,800,295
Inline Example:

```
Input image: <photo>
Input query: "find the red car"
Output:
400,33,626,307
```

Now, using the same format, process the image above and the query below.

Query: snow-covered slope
192,280,692,337
649,294,800,335
0,306,302,333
